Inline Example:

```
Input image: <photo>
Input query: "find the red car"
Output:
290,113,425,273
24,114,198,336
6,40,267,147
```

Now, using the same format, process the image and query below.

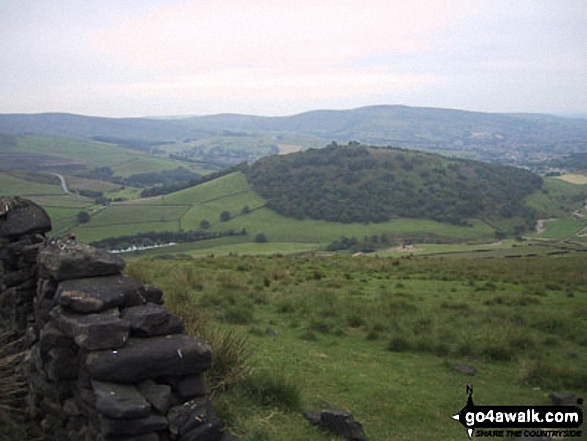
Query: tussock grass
128,252,587,441
243,370,302,412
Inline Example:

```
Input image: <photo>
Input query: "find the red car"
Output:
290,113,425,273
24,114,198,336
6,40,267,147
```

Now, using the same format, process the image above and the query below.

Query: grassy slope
72,172,496,246
12,135,193,177
127,253,587,441
526,177,587,241
0,171,95,234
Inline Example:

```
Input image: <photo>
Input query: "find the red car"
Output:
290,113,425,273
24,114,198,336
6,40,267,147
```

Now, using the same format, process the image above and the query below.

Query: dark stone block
304,409,366,441
138,379,174,414
50,306,130,350
93,380,151,419
549,393,577,406
39,322,77,360
103,434,160,441
451,364,476,376
167,398,213,437
37,278,58,300
56,275,144,313
29,371,74,401
4,266,36,288
85,335,211,383
40,395,65,417
139,285,164,305
122,303,184,337
0,196,52,239
302,410,322,425
38,240,125,281
34,297,57,329
174,374,209,399
63,397,80,416
98,413,168,437
179,419,224,441
47,346,80,381
22,242,43,263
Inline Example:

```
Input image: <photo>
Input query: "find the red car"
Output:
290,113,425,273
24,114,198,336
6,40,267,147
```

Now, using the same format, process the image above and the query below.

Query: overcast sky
0,0,585,117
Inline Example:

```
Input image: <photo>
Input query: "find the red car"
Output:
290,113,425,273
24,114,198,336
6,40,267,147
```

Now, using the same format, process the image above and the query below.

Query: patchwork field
71,172,501,248
7,135,199,177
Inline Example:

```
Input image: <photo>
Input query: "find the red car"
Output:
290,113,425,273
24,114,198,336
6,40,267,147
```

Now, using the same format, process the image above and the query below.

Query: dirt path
48,172,73,195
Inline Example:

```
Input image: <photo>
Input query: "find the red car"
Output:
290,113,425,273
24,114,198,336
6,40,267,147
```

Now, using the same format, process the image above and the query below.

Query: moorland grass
13,135,188,177
127,252,587,441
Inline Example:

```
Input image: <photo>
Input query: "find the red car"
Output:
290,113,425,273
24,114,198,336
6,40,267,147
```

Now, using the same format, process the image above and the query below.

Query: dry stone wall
0,197,237,441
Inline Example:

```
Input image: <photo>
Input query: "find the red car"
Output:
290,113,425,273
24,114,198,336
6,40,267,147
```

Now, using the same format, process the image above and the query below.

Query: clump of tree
76,211,91,224
220,211,231,222
254,233,268,243
326,234,394,253
245,143,542,231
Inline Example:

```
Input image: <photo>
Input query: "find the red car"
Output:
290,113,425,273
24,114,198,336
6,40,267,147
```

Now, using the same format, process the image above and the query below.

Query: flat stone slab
0,196,52,239
122,303,184,337
451,364,476,376
549,393,577,406
167,398,214,437
92,380,151,419
56,275,144,313
51,306,130,350
85,335,212,383
138,379,174,414
303,409,366,441
38,240,125,281
98,413,168,437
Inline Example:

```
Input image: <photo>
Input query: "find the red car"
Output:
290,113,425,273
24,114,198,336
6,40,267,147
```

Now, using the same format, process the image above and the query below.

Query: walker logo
451,385,583,439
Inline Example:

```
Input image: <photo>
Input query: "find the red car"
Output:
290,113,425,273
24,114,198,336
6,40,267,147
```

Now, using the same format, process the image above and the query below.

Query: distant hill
1,106,586,161
245,143,543,232
0,113,207,142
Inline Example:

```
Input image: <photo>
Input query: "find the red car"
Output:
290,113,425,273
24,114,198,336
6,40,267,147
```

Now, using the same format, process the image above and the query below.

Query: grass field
526,177,587,218
530,217,587,240
127,252,587,441
10,135,197,177
557,174,587,185
0,171,95,235
71,172,498,247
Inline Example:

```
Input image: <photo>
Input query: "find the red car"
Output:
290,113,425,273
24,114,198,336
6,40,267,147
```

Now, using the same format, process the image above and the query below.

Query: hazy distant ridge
0,105,585,154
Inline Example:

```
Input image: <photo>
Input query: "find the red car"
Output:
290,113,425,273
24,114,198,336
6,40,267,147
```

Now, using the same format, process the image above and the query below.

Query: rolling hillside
246,144,543,230
1,106,586,167
72,171,496,248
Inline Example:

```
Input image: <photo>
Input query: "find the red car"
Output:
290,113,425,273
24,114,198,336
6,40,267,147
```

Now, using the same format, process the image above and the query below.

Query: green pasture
13,135,192,177
530,217,587,240
70,172,498,248
0,171,63,195
74,220,181,243
89,203,190,226
127,252,587,441
526,177,587,217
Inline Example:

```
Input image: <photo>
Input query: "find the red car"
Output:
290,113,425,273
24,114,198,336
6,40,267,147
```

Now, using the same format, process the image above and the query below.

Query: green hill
71,172,496,248
245,143,543,231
